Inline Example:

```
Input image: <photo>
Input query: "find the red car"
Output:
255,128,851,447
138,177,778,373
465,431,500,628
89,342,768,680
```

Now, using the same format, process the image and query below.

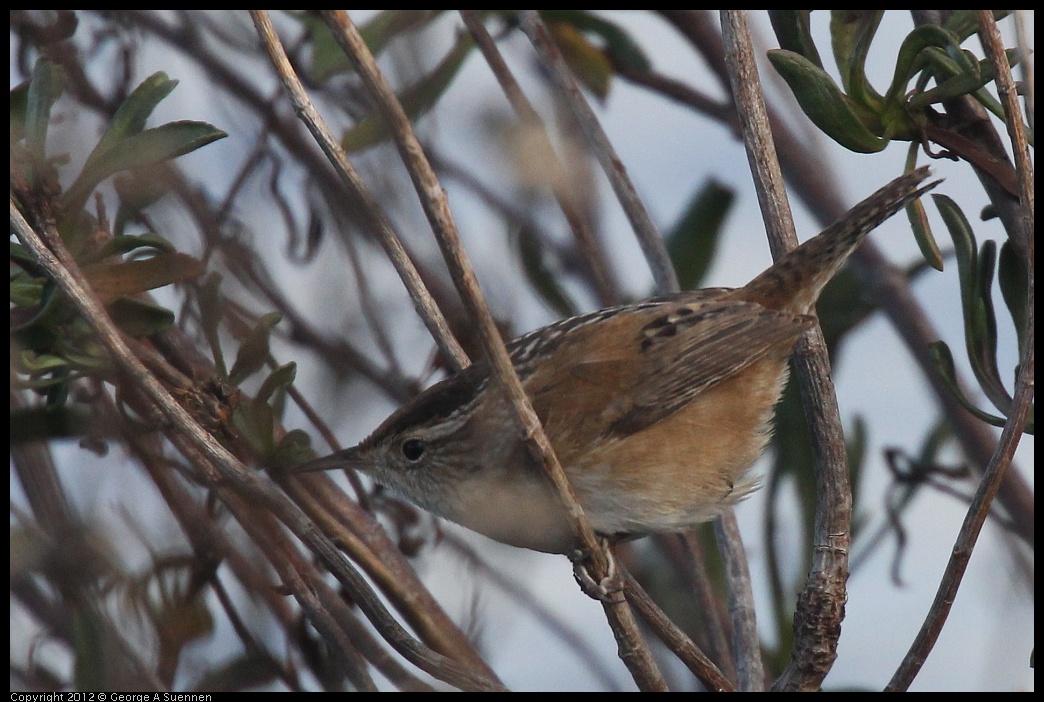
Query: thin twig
720,11,851,692
977,11,1034,240
516,10,679,296
620,567,735,692
713,515,763,691
1013,11,1034,133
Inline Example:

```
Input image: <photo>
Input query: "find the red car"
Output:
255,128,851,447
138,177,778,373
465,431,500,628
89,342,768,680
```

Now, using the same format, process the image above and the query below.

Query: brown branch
620,567,736,691
720,11,850,691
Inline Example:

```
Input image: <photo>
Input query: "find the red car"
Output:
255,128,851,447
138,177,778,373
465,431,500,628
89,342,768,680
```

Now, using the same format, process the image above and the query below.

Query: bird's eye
401,438,426,462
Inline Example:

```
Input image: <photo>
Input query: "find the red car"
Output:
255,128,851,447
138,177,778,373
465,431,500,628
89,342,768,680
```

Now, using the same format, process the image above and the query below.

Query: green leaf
10,80,30,144
232,399,275,457
24,59,64,161
199,273,227,376
830,10,884,109
768,10,822,68
942,10,1012,42
82,72,179,176
907,56,992,110
64,121,227,214
932,195,1013,416
928,341,1009,429
997,240,1028,354
972,241,1012,412
229,313,282,386
191,652,282,693
768,49,888,153
113,165,177,236
82,252,205,301
546,21,614,100
539,10,652,74
903,146,943,271
270,429,315,472
517,226,578,319
305,10,442,81
17,349,70,374
360,10,443,54
72,608,107,692
10,282,44,308
107,297,176,337
342,32,473,152
256,362,297,406
10,405,93,443
84,233,176,263
666,179,734,291
883,25,959,105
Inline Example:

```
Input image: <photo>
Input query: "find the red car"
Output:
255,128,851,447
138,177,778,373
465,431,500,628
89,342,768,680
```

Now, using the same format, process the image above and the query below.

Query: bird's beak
289,446,366,474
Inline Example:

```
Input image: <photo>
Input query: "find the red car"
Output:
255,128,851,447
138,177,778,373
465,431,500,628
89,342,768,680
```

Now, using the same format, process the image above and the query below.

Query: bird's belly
564,359,786,537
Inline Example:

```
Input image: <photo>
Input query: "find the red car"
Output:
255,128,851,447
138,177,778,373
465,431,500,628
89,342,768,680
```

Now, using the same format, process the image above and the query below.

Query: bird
292,167,937,556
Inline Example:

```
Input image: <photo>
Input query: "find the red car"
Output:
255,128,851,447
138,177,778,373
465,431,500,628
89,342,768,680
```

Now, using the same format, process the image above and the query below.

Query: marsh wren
294,168,937,555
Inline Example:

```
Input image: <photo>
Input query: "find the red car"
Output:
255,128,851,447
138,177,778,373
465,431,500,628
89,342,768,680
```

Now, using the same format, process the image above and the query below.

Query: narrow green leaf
932,194,975,300
666,180,734,291
830,10,884,109
971,241,1012,413
768,49,888,153
24,59,63,165
997,240,1028,353
65,121,227,214
10,81,30,144
10,282,44,308
884,25,961,104
232,399,275,457
307,10,441,81
192,652,282,693
768,10,822,68
199,273,227,376
10,241,38,268
82,72,179,177
539,10,652,73
85,233,176,263
932,195,1014,416
928,341,1009,429
107,297,176,337
547,21,614,99
10,405,93,443
114,166,177,236
82,252,205,301
517,226,578,319
256,362,297,405
342,33,473,152
907,61,992,110
229,313,282,386
903,146,943,271
18,350,70,373
270,429,315,471
72,609,107,692
943,10,1012,42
